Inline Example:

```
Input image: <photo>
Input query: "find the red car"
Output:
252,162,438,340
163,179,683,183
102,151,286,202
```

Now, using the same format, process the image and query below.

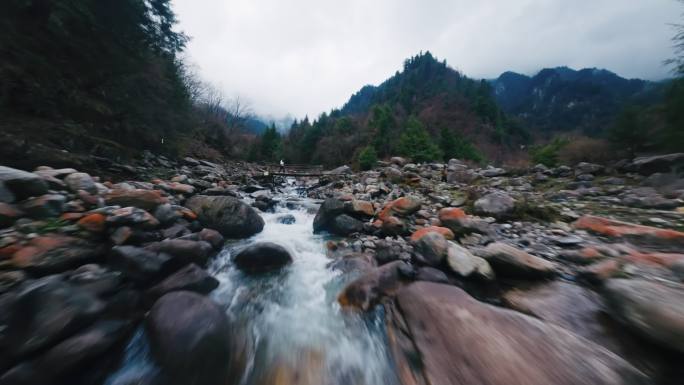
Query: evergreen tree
398,117,442,162
358,145,378,170
440,127,483,162
260,124,281,161
369,104,395,157
608,106,649,157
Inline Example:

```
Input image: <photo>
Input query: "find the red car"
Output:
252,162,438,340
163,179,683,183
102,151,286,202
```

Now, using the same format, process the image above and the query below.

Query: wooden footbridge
258,163,325,178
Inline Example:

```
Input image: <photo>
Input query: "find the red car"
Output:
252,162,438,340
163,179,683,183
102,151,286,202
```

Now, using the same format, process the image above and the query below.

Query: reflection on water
107,186,397,385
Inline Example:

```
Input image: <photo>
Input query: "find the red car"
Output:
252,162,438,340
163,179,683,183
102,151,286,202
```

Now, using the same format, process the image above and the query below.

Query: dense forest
1,1,682,169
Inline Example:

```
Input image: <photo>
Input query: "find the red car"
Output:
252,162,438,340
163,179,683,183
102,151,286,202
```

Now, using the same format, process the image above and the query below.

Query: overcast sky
173,0,683,119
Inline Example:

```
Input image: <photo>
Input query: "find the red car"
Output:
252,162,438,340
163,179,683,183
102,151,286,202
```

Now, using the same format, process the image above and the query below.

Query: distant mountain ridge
490,66,664,135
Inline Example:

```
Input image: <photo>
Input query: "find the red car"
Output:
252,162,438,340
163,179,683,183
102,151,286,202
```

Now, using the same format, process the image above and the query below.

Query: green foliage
0,0,191,153
661,78,684,151
369,104,396,157
439,127,484,163
607,106,649,157
358,145,378,170
529,138,569,167
259,124,282,161
398,117,442,163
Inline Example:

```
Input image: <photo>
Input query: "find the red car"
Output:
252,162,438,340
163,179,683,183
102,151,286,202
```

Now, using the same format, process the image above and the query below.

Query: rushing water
107,185,398,385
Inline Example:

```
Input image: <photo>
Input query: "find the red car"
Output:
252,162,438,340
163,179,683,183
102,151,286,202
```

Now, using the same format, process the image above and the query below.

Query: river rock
146,292,232,385
20,194,65,218
0,275,105,363
474,191,516,219
575,215,684,252
388,282,648,385
415,266,449,283
630,153,684,175
478,242,557,279
0,166,49,203
0,203,23,228
412,232,448,267
146,264,219,304
446,242,476,277
145,239,213,267
12,235,105,275
603,279,684,353
64,172,97,194
109,246,174,283
313,198,345,233
329,214,364,235
0,320,132,384
185,195,264,238
233,242,293,273
337,260,411,311
105,189,167,211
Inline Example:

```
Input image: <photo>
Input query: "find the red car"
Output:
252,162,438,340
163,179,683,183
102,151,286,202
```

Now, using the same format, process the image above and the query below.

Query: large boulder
11,235,106,275
146,292,232,385
337,261,411,311
109,246,174,283
145,239,214,267
104,189,167,211
388,282,648,385
0,166,49,203
313,198,367,236
412,232,448,267
63,172,97,194
185,195,264,238
0,276,104,365
479,242,557,279
474,191,516,219
575,215,684,252
0,320,132,384
146,264,219,304
233,242,293,273
630,153,684,175
603,279,684,353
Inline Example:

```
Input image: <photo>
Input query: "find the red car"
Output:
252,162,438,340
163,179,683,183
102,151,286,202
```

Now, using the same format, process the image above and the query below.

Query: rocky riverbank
1,152,683,385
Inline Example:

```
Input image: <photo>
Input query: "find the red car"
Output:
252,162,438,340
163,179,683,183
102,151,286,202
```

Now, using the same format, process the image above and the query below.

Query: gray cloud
174,0,682,118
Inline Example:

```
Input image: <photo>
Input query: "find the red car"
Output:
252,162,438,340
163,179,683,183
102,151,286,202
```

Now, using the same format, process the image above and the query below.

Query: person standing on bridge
279,159,285,173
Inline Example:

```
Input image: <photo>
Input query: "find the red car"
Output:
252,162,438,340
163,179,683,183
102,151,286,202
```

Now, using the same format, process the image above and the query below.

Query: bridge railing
260,163,324,175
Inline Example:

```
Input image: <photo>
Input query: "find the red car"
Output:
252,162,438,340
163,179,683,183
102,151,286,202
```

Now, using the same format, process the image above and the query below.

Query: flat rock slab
390,281,648,385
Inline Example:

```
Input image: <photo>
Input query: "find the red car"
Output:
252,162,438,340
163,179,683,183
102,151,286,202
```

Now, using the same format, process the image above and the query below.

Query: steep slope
284,52,529,166
491,67,664,135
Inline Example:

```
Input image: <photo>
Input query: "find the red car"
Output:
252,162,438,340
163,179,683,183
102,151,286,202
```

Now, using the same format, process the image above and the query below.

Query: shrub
529,138,569,167
358,145,378,170
557,137,614,164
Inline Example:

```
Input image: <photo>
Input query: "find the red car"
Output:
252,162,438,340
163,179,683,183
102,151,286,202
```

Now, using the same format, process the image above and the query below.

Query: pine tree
398,117,442,162
358,145,378,170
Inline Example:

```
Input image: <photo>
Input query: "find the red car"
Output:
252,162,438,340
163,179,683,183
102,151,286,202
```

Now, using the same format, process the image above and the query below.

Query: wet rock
313,198,345,233
197,228,224,249
185,195,264,238
479,242,557,279
412,232,448,267
330,214,364,235
64,172,97,194
145,239,213,267
146,292,232,385
329,165,352,174
338,261,411,311
105,189,167,211
415,267,449,283
0,320,132,385
346,199,375,217
603,279,684,353
0,275,105,362
12,235,105,275
233,242,293,273
474,191,516,219
20,194,65,218
146,264,219,304
0,270,25,294
328,253,375,273
153,204,183,226
388,282,648,385
277,214,296,224
67,264,121,297
109,246,173,283
0,166,49,203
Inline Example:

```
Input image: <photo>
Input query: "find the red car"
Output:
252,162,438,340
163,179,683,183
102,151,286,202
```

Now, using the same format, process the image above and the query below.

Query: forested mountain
490,67,664,135
281,52,531,167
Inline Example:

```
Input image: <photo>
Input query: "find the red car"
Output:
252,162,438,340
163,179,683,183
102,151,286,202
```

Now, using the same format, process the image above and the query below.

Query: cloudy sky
173,0,683,119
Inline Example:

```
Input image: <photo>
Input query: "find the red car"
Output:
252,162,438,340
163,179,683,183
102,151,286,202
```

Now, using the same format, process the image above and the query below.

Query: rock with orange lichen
104,189,167,211
11,235,105,275
410,226,455,242
76,213,107,233
574,215,684,252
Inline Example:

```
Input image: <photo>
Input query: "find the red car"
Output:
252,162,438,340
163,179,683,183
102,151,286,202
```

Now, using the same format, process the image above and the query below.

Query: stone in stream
603,279,684,353
146,263,219,304
0,166,49,203
478,242,557,279
387,282,648,385
146,291,232,385
337,260,412,311
412,232,448,267
233,242,293,273
185,195,264,238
